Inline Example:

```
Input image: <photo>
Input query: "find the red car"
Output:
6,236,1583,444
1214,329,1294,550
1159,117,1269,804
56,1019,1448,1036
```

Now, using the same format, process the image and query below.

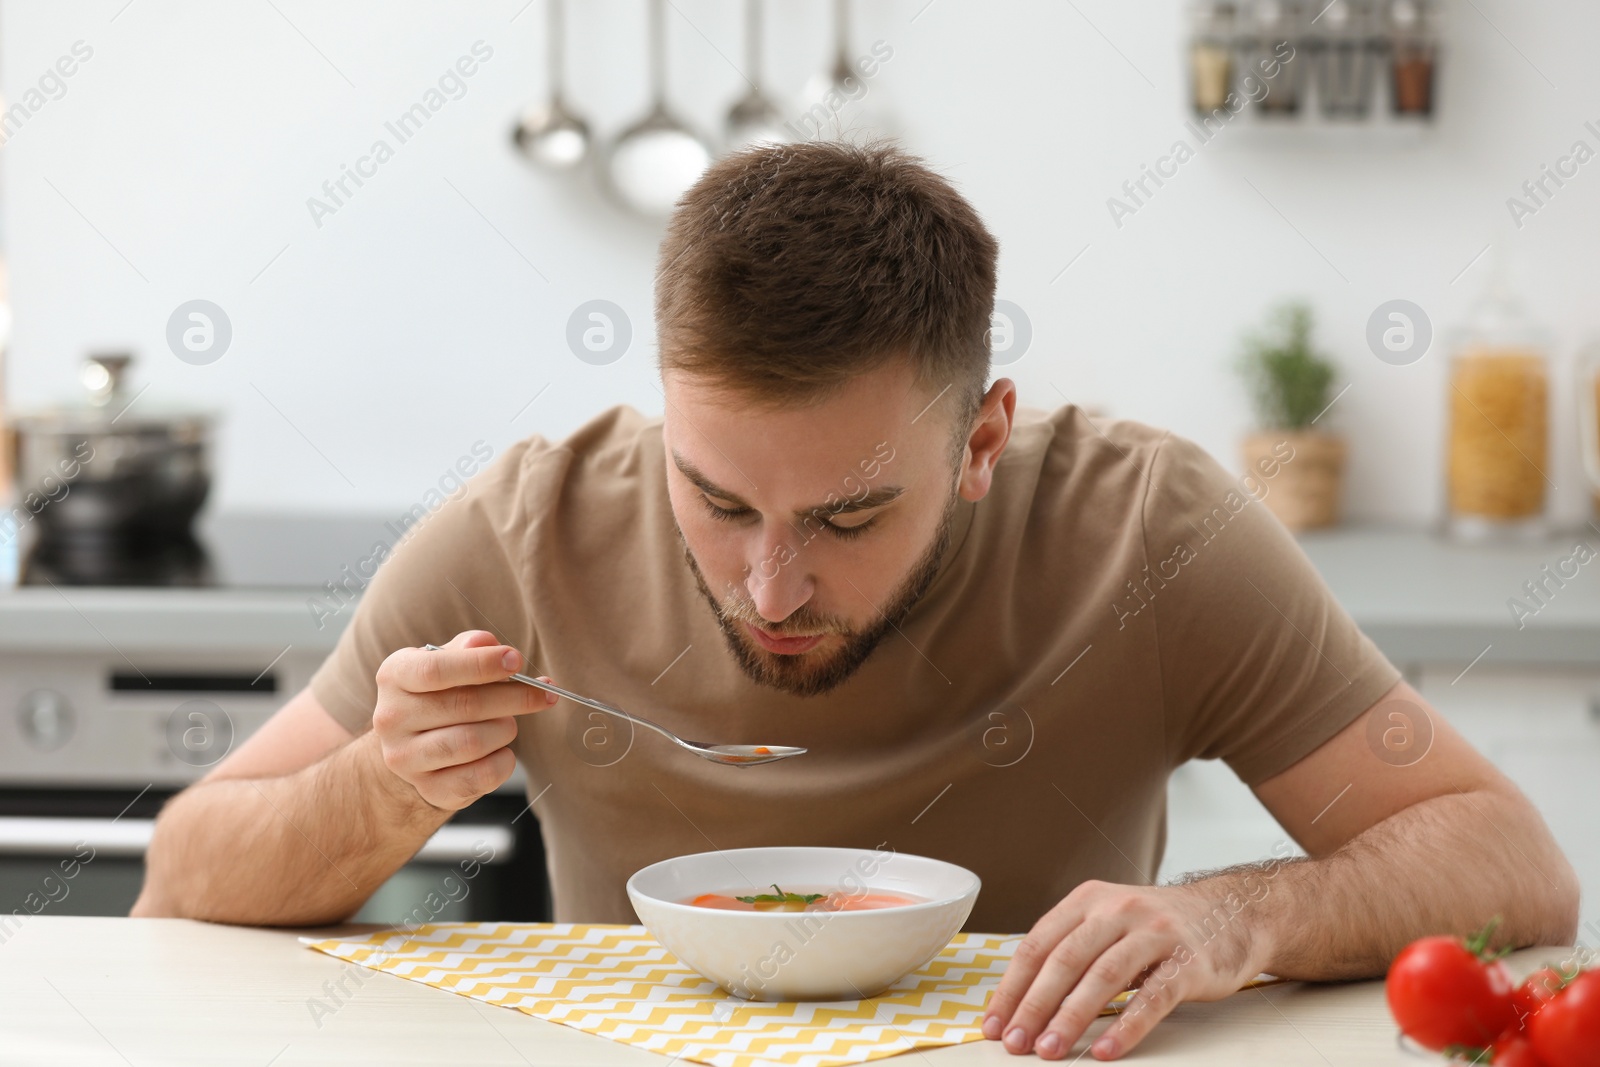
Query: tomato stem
1464,916,1510,961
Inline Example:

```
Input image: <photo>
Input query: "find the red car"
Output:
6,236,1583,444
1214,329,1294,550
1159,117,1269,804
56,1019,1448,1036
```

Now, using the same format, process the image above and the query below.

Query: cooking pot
9,353,213,544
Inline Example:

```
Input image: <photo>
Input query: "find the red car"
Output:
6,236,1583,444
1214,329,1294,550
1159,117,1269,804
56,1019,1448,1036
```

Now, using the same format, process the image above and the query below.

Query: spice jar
1387,0,1438,117
1242,0,1303,114
1190,2,1237,115
1316,0,1376,118
1445,277,1549,540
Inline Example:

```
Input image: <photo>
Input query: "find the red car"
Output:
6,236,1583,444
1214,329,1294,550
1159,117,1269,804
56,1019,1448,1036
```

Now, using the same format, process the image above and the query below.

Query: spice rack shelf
1186,0,1441,137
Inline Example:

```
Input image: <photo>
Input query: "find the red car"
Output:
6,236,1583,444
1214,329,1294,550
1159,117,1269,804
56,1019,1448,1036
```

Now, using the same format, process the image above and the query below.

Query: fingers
1033,935,1158,1060
379,718,519,812
380,632,523,694
996,916,1122,1056
983,881,1263,1060
1096,956,1189,1060
370,629,559,812
445,630,502,650
412,746,518,810
405,717,519,774
983,885,1098,1041
406,675,559,730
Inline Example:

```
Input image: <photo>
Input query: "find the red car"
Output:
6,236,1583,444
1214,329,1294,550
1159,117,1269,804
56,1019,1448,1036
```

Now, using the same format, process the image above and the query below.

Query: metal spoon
421,645,805,767
512,0,591,168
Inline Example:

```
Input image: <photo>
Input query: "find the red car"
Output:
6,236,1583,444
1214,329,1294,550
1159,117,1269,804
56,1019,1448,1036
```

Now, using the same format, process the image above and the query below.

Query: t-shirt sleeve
308,447,537,736
1143,432,1401,786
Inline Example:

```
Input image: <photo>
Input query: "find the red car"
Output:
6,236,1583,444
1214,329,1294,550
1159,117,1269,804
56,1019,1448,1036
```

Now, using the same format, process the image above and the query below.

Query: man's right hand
371,630,557,812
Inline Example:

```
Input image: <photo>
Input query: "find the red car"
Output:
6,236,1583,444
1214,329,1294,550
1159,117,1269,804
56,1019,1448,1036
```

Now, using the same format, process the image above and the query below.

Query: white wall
3,0,1597,522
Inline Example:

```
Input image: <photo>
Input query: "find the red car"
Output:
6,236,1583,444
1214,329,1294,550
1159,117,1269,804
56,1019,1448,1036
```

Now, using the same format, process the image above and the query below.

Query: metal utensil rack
1186,0,1442,127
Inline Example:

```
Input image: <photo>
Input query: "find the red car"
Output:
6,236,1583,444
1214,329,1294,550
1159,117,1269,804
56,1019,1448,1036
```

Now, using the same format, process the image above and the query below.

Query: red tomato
1514,967,1567,1030
1494,1032,1550,1067
1530,969,1600,1067
1386,935,1517,1050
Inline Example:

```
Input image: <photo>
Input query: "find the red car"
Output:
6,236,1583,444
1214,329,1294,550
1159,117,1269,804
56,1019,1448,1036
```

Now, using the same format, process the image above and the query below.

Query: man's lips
746,623,826,655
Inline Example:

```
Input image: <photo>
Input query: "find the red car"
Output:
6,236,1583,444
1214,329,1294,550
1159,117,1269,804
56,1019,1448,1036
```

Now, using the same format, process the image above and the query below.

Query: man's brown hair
655,141,999,438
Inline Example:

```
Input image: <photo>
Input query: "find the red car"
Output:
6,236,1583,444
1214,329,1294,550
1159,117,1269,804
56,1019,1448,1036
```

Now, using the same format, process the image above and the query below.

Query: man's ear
958,379,1017,502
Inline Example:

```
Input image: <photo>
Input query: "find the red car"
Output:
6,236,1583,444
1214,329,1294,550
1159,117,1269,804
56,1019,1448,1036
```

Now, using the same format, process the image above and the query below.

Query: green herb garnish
735,883,825,907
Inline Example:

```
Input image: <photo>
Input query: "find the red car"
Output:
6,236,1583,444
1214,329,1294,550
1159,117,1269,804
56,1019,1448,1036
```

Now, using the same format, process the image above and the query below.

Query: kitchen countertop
0,512,395,654
0,916,1570,1064
0,585,339,654
2,525,1598,668
1298,526,1600,668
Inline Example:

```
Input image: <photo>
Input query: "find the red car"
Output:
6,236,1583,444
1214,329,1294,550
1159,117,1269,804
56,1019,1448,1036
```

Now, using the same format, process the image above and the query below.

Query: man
136,142,1577,1061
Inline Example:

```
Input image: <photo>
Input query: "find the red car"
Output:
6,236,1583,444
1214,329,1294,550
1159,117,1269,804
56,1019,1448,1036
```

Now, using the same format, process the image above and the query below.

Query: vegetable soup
683,883,924,913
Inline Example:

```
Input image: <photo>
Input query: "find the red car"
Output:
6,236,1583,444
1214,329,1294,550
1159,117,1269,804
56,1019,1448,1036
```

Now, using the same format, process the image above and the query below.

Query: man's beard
675,490,960,698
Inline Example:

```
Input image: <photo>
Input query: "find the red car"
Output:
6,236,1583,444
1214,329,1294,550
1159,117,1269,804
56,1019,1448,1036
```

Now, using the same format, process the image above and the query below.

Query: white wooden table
0,917,1566,1064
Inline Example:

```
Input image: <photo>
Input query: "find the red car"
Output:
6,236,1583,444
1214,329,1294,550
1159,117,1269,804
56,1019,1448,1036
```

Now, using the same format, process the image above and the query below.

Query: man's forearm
133,732,452,925
1202,789,1580,982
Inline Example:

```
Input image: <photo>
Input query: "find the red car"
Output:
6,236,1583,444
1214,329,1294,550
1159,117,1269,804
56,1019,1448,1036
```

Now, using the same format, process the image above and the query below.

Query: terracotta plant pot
1241,431,1346,532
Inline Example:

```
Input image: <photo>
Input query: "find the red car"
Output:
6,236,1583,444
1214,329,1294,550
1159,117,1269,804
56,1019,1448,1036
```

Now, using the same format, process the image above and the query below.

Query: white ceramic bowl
627,846,980,1001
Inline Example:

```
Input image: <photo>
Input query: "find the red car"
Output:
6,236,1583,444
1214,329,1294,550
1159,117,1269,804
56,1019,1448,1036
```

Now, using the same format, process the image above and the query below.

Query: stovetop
15,512,400,590
0,509,530,794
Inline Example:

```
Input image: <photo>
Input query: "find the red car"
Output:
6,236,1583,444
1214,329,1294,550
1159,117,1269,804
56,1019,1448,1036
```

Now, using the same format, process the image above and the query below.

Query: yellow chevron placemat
303,922,1022,1067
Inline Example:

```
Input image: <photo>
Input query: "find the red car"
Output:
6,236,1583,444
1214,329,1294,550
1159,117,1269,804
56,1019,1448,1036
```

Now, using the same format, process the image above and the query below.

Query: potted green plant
1236,300,1345,531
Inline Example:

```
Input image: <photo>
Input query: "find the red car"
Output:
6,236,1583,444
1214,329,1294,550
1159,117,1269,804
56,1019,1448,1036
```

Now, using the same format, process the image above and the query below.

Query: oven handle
0,817,514,863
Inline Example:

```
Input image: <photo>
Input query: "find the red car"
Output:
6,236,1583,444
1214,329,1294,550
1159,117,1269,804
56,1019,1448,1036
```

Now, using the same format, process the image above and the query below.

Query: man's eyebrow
672,450,905,520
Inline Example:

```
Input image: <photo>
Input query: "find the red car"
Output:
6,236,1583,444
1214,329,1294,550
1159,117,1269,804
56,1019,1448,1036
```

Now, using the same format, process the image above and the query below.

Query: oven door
0,787,552,927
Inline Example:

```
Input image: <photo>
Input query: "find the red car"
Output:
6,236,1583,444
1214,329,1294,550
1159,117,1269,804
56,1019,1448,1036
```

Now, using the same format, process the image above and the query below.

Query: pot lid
9,352,215,434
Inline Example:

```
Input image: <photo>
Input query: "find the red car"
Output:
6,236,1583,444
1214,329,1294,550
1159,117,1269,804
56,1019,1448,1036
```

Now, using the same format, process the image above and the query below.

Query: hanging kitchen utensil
513,0,592,169
798,0,857,140
796,0,896,142
602,0,713,218
723,0,790,150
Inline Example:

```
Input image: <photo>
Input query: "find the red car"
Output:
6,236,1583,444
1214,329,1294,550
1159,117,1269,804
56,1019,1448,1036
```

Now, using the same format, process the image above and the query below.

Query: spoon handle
419,644,677,744
509,671,683,745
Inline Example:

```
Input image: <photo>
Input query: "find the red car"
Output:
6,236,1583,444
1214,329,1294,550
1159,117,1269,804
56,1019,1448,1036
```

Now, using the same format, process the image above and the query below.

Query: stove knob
18,689,75,752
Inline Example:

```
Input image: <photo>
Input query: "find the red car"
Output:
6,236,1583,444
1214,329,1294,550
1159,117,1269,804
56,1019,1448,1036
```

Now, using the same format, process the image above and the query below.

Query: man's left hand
981,878,1271,1060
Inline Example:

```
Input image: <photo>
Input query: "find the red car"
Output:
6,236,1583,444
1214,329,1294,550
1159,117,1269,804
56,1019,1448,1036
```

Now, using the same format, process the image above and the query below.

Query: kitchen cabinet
1160,758,1295,882
1163,526,1600,944
1416,665,1600,945
1164,667,1600,940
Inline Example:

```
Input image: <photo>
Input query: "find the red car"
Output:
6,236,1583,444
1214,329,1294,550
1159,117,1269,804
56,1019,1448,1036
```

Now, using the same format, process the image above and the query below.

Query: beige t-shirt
311,403,1399,934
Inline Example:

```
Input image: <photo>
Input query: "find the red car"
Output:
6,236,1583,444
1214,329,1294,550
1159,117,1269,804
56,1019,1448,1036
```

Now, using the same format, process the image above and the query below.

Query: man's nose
746,530,814,623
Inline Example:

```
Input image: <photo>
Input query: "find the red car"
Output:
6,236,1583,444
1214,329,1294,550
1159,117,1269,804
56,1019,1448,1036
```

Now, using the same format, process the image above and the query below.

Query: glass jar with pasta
1445,282,1549,540
1579,341,1600,521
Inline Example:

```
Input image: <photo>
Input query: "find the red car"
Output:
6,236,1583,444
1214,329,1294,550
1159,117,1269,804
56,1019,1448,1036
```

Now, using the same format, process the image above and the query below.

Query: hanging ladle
513,0,591,169
724,0,790,149
602,0,714,217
